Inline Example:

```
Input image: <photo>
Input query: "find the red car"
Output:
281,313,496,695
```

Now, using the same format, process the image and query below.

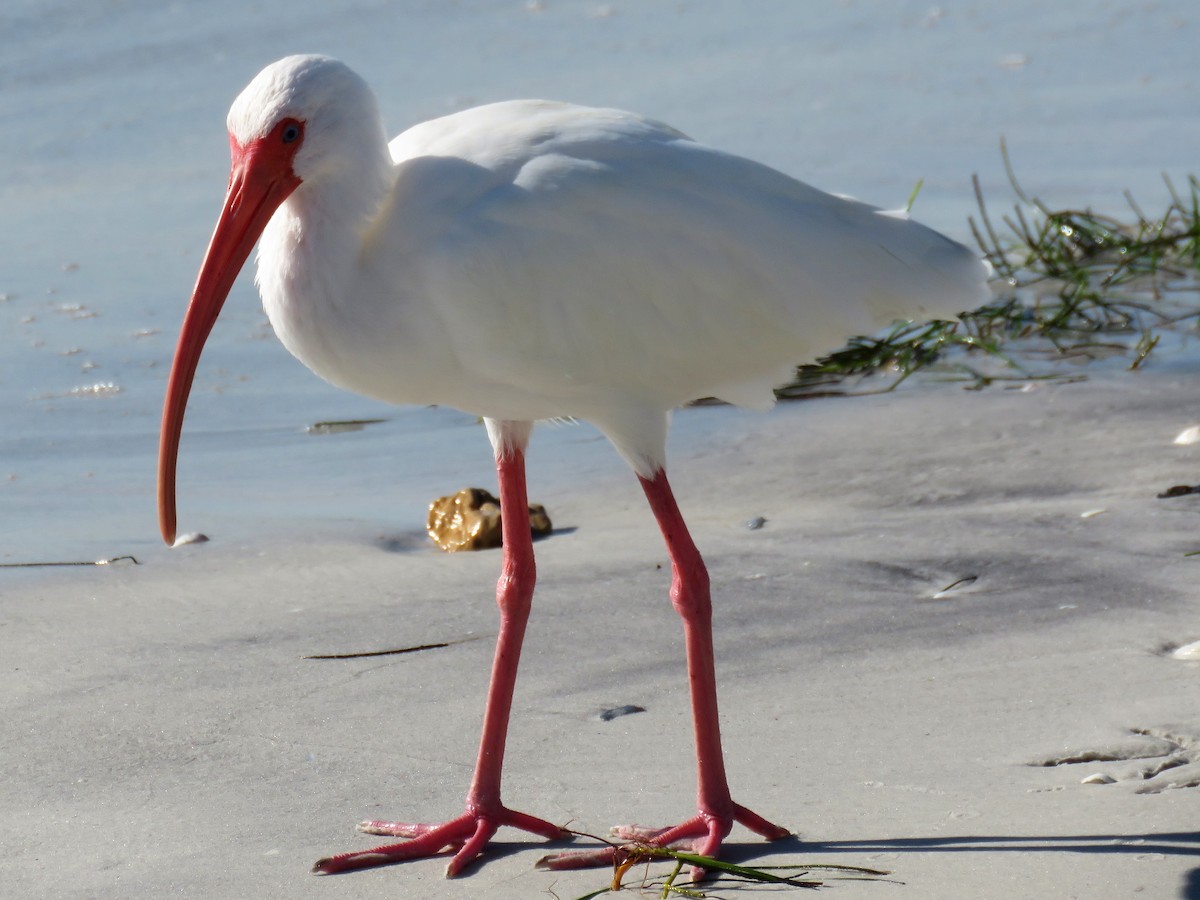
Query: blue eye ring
281,121,302,144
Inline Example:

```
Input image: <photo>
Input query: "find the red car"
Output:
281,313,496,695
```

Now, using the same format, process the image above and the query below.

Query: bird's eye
281,122,302,144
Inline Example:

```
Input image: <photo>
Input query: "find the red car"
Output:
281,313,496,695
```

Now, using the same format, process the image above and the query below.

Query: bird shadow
766,832,1200,899
795,830,1200,857
528,830,1198,897
323,830,1200,897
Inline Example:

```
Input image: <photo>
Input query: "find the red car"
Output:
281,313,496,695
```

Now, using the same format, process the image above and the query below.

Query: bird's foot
537,803,789,880
313,806,569,877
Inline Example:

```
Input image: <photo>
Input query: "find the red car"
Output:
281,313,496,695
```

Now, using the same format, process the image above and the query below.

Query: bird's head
227,54,383,185
157,55,381,547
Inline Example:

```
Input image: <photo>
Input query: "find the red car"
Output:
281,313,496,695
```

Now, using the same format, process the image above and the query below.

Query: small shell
1080,773,1116,785
172,532,210,547
1174,426,1200,445
1170,639,1200,661
1079,508,1107,519
426,487,551,552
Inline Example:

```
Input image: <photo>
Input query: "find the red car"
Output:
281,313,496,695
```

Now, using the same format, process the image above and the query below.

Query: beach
1,2,1197,897
5,368,1199,898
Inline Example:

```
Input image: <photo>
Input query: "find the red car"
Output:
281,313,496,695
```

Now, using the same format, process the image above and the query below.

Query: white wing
371,101,989,469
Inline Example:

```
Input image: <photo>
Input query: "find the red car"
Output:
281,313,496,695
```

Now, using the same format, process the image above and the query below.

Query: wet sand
4,367,1198,899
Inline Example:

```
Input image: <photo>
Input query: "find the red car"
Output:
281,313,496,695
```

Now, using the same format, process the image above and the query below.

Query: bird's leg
314,446,568,878
540,468,788,877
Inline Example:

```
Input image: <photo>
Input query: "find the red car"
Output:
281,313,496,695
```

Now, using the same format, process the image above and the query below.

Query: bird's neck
268,141,394,273
255,143,396,388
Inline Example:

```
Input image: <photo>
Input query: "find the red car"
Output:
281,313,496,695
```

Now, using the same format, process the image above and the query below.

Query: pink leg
314,447,567,877
540,469,788,877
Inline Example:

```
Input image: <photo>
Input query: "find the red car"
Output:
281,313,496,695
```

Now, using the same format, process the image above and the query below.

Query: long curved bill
157,143,300,546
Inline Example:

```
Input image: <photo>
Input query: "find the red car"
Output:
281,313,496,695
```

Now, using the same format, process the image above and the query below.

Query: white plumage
236,56,988,475
160,54,992,879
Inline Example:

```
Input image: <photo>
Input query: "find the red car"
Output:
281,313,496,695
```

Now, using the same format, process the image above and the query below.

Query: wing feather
380,100,988,417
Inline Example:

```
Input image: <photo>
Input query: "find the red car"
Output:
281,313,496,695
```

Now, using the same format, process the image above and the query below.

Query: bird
157,54,991,879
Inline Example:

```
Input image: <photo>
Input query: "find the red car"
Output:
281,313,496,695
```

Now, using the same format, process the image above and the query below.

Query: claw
537,845,623,871
356,820,442,838
314,807,569,877
537,805,789,880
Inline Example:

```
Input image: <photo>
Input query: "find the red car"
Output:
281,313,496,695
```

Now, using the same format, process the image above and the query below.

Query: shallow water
1,0,1196,565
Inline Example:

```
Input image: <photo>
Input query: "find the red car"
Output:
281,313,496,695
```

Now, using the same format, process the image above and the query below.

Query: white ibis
158,54,991,879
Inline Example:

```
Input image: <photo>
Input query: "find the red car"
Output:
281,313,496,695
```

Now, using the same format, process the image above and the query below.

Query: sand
4,365,1198,899
3,2,1199,896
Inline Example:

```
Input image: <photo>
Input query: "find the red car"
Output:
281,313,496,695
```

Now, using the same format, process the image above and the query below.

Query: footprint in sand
1030,726,1200,793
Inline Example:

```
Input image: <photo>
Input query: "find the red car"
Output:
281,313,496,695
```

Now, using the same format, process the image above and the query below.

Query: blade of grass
774,152,1198,398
